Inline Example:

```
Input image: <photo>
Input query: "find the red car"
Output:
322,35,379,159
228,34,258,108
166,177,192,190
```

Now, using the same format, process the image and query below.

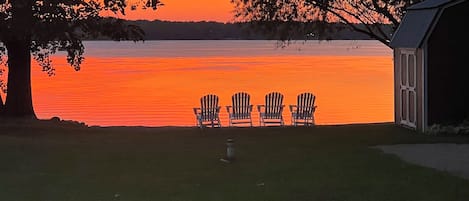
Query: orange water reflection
31,55,393,127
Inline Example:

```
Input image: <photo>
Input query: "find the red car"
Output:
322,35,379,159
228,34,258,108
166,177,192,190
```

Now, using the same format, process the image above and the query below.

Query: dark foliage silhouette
231,0,424,47
0,0,162,118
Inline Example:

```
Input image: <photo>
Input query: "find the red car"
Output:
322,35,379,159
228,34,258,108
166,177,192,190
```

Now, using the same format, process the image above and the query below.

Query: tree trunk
3,40,36,119
1,0,37,119
0,94,4,114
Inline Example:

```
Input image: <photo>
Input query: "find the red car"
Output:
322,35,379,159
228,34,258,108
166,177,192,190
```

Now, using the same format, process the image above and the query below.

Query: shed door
400,51,417,128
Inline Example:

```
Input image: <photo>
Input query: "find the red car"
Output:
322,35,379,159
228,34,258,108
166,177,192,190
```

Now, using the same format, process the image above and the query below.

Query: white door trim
399,49,417,128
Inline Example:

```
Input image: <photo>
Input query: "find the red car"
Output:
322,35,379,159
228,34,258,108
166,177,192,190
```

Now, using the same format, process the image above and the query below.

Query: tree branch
309,0,391,46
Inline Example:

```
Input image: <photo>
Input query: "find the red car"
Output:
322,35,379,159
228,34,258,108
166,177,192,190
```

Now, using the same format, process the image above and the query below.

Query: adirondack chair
193,94,221,128
226,92,253,127
289,92,317,126
257,92,285,126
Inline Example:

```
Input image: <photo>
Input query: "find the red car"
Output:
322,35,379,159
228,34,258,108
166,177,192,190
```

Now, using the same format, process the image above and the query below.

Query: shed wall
427,0,469,126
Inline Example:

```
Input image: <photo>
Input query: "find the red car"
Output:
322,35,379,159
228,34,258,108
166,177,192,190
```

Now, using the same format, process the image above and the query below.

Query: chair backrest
232,92,251,117
200,94,219,120
265,92,284,117
296,92,316,116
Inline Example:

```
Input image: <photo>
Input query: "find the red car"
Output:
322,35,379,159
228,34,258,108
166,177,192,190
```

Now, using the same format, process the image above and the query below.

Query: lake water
18,40,393,127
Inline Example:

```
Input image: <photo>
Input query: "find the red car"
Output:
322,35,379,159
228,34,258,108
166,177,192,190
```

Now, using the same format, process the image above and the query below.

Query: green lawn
1,122,469,201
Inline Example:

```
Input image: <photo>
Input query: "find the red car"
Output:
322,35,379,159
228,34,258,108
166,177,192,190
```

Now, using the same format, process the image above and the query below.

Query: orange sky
119,0,235,22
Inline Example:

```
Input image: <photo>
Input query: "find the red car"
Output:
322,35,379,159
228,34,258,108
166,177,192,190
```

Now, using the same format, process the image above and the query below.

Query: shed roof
407,0,455,9
389,0,464,48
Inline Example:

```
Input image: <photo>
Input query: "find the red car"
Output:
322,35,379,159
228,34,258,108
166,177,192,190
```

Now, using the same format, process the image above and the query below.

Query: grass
1,121,469,201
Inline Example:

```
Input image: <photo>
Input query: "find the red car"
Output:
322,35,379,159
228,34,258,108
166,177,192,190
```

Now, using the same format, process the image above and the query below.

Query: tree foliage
0,0,162,74
0,0,162,117
231,0,423,47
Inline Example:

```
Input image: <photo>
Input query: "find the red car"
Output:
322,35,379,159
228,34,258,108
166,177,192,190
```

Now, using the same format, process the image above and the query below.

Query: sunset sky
121,0,235,22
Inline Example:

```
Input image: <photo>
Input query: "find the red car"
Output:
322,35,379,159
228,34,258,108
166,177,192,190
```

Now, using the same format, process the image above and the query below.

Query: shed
389,0,469,132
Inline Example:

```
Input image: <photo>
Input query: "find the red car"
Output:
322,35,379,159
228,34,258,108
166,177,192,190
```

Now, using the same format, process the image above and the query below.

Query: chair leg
199,120,205,128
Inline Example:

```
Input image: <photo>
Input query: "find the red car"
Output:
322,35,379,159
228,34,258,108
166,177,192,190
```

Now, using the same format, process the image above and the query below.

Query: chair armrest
216,106,221,113
280,105,285,112
289,105,297,112
249,105,254,112
193,108,200,115
257,105,265,112
226,106,232,113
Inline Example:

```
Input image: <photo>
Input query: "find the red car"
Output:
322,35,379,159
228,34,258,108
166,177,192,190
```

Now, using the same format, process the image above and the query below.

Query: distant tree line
98,20,393,40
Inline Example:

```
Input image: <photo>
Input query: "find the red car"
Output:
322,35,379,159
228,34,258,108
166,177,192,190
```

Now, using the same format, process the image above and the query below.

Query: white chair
193,94,221,128
226,92,253,127
290,92,317,126
257,92,285,126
